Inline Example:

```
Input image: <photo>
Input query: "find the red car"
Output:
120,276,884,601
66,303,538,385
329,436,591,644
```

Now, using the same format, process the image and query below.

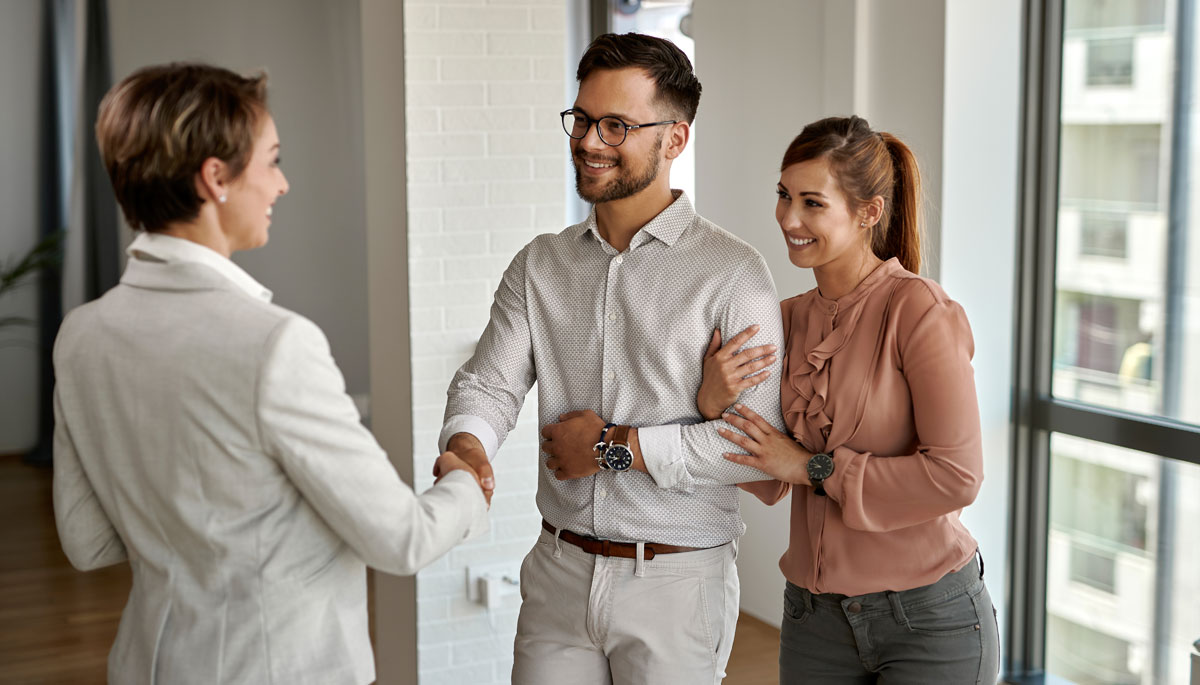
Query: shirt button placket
596,252,622,538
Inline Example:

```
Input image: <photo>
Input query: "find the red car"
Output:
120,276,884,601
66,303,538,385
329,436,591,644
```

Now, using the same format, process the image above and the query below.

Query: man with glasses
438,32,785,684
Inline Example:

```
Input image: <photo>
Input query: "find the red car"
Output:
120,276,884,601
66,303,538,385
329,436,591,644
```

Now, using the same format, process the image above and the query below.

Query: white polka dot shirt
440,191,785,547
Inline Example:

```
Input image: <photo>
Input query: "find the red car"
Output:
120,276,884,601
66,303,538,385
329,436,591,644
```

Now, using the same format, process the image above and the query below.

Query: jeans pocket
903,587,985,637
782,587,811,625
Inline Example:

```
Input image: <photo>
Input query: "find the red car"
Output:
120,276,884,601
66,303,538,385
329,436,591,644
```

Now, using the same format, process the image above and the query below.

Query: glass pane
610,0,695,198
1046,434,1200,685
1053,0,1200,426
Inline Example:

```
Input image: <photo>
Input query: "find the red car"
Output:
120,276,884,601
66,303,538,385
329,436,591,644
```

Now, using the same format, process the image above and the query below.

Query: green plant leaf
0,231,65,299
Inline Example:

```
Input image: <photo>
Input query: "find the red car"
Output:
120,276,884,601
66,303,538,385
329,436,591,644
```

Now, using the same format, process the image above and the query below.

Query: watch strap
609,424,631,447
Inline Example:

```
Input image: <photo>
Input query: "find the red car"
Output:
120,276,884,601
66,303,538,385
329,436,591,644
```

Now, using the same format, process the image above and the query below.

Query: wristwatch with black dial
601,425,634,472
806,452,835,496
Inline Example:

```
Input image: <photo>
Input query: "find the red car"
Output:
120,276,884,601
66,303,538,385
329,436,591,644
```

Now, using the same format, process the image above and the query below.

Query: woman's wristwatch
806,452,835,496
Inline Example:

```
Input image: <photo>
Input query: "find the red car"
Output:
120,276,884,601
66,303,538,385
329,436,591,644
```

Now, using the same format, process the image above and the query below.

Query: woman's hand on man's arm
696,325,777,420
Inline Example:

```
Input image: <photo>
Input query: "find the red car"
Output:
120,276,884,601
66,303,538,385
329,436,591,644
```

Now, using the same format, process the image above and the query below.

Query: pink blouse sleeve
822,299,984,532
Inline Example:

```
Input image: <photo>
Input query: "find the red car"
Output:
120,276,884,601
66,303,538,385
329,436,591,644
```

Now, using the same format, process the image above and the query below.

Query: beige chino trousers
511,528,740,685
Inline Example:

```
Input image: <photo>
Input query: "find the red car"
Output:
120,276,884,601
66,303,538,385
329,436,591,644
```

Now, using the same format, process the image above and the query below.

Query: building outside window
1039,0,1200,683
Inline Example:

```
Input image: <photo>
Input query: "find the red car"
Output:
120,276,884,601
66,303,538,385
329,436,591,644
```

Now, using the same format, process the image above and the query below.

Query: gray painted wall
0,0,45,454
107,0,370,396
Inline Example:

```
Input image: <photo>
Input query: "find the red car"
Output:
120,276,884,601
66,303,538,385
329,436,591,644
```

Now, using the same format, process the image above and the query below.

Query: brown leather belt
541,520,711,560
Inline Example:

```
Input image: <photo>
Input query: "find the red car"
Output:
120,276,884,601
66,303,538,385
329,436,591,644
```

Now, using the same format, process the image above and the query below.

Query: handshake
432,433,495,506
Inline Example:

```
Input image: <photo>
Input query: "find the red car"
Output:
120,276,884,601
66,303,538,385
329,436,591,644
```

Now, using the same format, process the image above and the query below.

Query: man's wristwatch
594,423,616,470
806,452,835,496
600,425,634,472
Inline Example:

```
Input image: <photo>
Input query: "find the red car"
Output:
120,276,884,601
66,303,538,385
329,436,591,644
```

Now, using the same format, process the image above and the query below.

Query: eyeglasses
560,109,677,147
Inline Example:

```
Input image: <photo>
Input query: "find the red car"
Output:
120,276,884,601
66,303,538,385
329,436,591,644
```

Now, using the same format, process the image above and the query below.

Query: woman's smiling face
775,156,869,272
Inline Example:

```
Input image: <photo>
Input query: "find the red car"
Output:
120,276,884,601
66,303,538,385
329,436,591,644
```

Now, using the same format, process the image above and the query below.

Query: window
1047,615,1140,685
609,0,696,199
1068,543,1117,593
1013,0,1200,683
1079,211,1128,257
1087,37,1135,86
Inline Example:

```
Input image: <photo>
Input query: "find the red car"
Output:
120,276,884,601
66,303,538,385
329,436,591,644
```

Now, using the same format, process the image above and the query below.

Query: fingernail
483,478,495,489
734,403,744,409
752,325,760,330
769,345,777,351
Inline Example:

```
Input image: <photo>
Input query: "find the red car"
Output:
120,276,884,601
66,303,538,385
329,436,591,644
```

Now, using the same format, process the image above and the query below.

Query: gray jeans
779,555,999,684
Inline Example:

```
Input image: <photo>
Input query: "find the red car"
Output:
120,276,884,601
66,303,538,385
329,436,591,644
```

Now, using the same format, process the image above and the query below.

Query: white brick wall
404,1,566,682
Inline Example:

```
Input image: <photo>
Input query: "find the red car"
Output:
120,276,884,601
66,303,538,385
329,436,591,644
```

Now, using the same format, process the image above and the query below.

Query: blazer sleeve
257,316,488,576
822,298,984,532
52,385,128,571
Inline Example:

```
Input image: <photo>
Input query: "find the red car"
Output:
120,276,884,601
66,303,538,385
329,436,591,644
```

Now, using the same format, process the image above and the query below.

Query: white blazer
52,234,487,685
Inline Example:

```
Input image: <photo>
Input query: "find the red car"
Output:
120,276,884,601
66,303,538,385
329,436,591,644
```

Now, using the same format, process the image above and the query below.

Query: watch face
604,444,634,472
807,453,835,481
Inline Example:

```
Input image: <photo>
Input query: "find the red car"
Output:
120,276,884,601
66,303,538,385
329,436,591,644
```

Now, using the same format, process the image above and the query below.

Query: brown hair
781,116,923,274
577,33,702,123
95,63,268,232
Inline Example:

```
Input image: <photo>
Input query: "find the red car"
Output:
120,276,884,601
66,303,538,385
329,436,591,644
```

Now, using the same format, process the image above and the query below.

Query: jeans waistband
786,553,984,620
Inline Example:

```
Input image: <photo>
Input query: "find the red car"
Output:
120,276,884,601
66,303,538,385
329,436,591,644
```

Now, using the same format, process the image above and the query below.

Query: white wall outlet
466,561,522,607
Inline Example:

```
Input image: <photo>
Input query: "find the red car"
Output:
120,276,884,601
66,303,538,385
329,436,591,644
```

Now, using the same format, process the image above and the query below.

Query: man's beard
573,132,663,204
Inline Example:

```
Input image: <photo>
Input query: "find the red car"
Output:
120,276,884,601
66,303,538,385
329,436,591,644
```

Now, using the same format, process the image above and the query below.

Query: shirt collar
126,232,274,302
573,189,695,249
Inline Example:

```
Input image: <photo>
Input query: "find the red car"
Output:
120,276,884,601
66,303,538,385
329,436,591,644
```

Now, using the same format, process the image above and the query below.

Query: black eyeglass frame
559,108,678,147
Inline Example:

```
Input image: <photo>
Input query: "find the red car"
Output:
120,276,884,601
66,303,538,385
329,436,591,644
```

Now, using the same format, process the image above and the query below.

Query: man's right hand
432,450,492,506
441,432,495,505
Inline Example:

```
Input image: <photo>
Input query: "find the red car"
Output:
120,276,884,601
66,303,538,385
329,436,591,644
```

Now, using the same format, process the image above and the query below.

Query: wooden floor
727,612,782,684
0,454,780,684
0,455,130,684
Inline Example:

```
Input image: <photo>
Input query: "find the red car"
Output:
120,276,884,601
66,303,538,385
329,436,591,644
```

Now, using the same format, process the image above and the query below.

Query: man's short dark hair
576,33,702,124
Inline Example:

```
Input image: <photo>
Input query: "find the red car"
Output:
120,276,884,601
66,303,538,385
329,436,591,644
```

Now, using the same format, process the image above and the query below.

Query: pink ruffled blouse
741,258,983,595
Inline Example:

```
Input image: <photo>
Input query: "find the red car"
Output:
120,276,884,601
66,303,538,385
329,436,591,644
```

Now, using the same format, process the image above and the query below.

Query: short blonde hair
95,63,268,231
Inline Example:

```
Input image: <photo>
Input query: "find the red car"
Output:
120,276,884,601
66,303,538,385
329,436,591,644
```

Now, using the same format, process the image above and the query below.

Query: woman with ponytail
697,116,997,683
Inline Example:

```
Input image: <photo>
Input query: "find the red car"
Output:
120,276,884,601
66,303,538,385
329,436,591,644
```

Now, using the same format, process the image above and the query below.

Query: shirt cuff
438,415,500,461
636,424,689,490
822,445,860,503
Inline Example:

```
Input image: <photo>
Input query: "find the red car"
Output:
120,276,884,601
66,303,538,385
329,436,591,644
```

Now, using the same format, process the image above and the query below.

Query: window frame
1009,0,1200,681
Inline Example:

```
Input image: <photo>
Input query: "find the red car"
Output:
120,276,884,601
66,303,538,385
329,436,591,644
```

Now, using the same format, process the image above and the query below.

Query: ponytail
877,133,922,274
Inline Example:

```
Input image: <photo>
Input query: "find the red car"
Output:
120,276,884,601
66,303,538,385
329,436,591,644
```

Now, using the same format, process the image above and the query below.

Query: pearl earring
219,195,227,204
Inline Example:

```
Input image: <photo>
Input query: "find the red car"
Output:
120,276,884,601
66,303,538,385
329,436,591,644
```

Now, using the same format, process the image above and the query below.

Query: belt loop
801,586,814,614
634,542,646,577
553,528,563,559
887,591,908,626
